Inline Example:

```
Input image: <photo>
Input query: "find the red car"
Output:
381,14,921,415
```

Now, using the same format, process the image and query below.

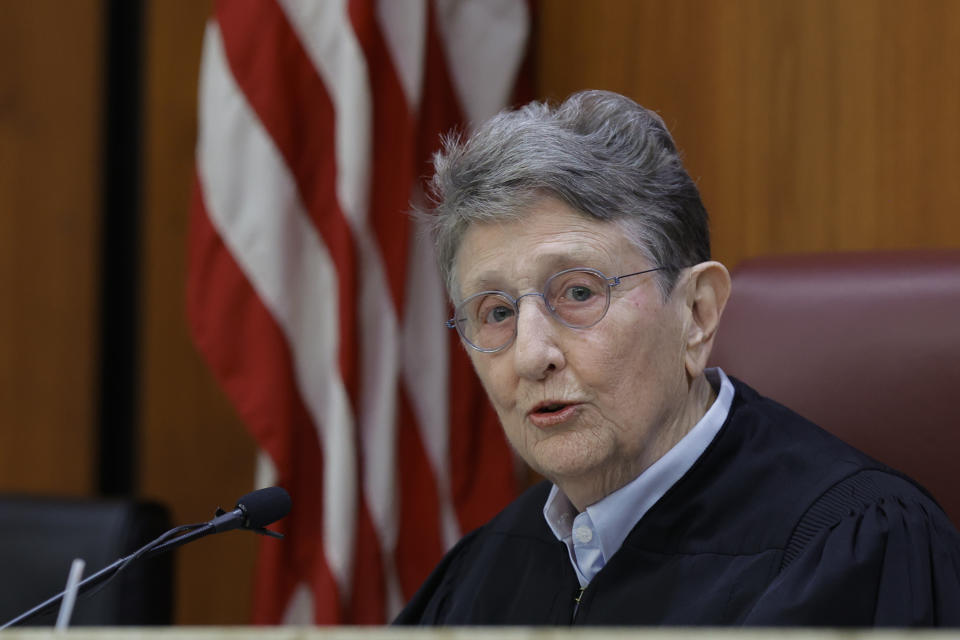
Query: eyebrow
460,272,509,297
537,252,601,273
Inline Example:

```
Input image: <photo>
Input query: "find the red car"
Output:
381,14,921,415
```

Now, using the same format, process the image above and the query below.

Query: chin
525,430,613,486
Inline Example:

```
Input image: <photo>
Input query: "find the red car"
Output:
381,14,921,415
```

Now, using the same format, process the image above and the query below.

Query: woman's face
454,198,697,508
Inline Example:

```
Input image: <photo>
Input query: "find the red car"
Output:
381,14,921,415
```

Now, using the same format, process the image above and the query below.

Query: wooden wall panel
537,0,960,268
138,0,258,625
0,2,103,495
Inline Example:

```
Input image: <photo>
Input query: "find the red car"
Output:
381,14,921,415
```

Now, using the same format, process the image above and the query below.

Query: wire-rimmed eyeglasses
446,266,665,353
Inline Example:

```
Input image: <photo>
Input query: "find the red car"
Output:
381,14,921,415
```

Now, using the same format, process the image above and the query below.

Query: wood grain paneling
138,0,258,624
538,0,960,267
0,2,103,495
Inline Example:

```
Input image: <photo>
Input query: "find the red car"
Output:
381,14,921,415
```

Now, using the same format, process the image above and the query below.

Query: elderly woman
396,91,960,626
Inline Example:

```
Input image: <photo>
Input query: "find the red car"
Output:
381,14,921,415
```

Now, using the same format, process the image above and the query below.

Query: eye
555,278,600,304
474,295,515,325
547,270,607,312
484,304,515,324
566,284,594,303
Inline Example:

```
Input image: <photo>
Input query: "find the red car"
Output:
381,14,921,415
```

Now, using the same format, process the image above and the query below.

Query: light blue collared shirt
543,367,735,587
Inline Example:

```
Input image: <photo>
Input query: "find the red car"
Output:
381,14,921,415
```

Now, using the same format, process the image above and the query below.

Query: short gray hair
426,90,711,299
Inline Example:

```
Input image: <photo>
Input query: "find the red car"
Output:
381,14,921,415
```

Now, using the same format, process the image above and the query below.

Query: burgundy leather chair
710,249,960,529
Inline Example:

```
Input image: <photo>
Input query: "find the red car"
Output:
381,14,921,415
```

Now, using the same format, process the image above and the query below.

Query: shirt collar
543,367,735,582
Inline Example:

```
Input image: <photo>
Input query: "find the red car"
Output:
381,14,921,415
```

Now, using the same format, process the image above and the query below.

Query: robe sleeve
392,528,480,625
744,470,960,626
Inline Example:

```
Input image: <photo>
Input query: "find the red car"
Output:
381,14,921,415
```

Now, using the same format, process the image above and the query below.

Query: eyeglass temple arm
608,266,665,286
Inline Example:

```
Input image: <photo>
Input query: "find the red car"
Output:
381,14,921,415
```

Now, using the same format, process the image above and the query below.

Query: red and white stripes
188,0,531,623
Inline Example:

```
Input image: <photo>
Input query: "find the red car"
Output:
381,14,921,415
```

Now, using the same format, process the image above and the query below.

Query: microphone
147,487,292,557
210,486,293,534
1,487,291,629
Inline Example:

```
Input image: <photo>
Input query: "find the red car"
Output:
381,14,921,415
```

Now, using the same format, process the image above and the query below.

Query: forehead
454,199,644,294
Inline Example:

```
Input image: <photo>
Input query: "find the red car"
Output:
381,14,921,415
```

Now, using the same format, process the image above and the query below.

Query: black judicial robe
396,378,960,626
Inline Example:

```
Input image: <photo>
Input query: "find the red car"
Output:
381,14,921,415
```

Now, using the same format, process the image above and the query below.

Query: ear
681,261,731,380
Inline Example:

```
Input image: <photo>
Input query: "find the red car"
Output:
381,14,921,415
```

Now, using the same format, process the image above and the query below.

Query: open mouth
536,403,568,414
528,402,578,428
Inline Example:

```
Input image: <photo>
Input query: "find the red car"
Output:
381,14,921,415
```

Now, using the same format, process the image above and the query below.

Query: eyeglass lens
455,269,611,351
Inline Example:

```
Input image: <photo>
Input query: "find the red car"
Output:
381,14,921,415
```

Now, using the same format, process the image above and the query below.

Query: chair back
710,249,960,528
0,496,173,626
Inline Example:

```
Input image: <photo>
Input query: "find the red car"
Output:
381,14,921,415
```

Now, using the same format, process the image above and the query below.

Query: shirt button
573,525,593,544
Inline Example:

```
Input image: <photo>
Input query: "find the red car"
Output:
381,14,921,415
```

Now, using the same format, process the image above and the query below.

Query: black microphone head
236,487,291,529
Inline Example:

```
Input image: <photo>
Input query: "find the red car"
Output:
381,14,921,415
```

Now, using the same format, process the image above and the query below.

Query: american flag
187,0,532,624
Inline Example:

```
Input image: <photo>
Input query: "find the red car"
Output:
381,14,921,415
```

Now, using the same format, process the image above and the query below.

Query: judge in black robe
397,89,960,627
396,377,960,625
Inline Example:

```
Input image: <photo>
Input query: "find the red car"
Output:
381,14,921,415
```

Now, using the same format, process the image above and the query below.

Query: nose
512,294,565,380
